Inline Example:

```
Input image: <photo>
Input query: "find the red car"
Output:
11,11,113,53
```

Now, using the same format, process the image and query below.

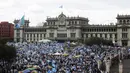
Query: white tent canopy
71,42,76,45
38,39,51,43
54,52,62,55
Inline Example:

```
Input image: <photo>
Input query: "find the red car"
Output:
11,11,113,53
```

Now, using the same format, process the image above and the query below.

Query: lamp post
118,48,123,73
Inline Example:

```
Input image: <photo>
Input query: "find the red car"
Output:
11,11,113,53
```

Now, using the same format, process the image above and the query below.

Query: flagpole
23,14,25,42
59,5,63,13
23,22,25,42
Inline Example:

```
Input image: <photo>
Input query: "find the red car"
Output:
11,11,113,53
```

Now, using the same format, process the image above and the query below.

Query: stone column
128,28,130,46
14,29,17,42
42,34,44,39
76,29,81,38
54,30,57,38
84,34,86,38
29,33,30,42
35,34,37,41
97,34,100,37
25,33,27,41
128,41,130,47
20,30,23,42
32,34,34,42
112,34,115,44
107,34,110,40
117,28,122,46
46,30,50,38
93,34,95,37
67,29,70,38
88,34,90,38
39,34,40,41
83,34,86,43
102,34,105,38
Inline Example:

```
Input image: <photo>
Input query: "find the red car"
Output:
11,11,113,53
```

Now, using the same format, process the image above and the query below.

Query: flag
15,23,20,28
15,15,25,28
59,5,63,8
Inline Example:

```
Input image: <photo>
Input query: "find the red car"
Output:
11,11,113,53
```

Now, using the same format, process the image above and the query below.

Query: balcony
121,38,129,40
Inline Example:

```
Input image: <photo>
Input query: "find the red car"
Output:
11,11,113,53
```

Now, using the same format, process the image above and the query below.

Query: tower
116,15,130,46
14,19,30,42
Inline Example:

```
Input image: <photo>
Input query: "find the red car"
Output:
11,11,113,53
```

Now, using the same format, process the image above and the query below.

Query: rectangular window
44,34,46,37
81,34,84,38
17,30,20,33
91,34,93,37
95,34,97,37
37,34,39,38
110,34,112,38
59,25,65,28
57,34,67,38
40,34,42,40
122,40,128,46
27,38,29,40
100,34,102,37
122,33,127,38
71,33,76,38
17,38,20,42
30,34,32,37
29,34,31,41
49,33,54,38
30,37,32,41
115,34,117,39
86,34,88,38
17,33,20,37
34,34,35,38
40,34,42,38
122,28,127,32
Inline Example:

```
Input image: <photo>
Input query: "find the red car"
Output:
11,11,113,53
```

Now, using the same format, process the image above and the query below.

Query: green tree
85,37,114,46
0,39,16,60
85,37,102,46
0,39,16,72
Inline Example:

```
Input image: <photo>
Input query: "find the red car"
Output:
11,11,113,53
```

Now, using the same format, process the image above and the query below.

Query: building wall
117,27,122,46
14,14,130,46
0,22,14,39
128,28,130,46
25,32,46,42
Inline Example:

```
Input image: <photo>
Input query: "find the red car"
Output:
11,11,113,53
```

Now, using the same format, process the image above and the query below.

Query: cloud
0,0,130,26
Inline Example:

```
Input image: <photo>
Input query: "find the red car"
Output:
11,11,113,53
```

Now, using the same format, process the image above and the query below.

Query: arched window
75,21,77,24
123,20,126,24
72,21,74,25
119,20,122,23
127,20,129,23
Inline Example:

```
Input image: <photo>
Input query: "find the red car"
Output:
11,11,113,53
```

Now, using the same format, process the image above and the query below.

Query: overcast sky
0,0,130,26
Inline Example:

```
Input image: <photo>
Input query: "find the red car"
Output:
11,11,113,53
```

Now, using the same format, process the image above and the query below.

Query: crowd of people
1,41,126,73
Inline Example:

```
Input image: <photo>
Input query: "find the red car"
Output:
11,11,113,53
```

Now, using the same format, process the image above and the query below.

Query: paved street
110,59,130,73
122,59,130,73
110,63,119,73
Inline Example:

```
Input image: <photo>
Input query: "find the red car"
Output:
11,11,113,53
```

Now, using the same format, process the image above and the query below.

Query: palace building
14,13,130,46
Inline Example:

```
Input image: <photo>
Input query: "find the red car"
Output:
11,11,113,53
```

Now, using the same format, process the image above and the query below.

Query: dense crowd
0,41,125,73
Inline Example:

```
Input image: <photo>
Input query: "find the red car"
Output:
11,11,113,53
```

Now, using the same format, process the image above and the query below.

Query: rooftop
117,14,130,19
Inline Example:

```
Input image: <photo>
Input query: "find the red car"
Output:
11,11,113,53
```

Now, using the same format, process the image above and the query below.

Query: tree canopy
85,37,114,46
0,39,16,61
0,38,16,73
